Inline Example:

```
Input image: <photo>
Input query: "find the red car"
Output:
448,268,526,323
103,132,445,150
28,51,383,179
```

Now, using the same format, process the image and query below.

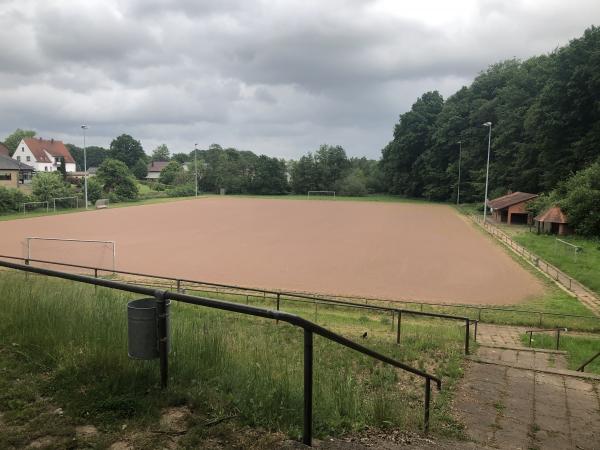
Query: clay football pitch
0,197,543,305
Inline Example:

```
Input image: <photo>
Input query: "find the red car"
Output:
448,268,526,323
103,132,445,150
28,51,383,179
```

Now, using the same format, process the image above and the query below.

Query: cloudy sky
1,0,598,159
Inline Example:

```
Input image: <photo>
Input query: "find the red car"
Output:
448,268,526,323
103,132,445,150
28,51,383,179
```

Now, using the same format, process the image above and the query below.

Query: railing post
390,310,394,332
276,293,280,311
528,331,532,347
424,377,431,433
396,311,402,344
303,329,313,447
176,279,181,293
155,290,169,389
474,320,478,342
94,268,98,293
556,329,561,350
465,319,470,355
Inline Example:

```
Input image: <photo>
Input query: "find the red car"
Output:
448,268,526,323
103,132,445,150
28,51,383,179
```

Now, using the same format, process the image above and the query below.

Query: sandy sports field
0,197,543,305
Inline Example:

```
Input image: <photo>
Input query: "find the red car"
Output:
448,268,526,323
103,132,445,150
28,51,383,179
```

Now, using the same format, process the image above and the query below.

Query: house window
45,166,48,171
0,173,11,181
16,156,20,161
21,147,24,152
26,156,31,162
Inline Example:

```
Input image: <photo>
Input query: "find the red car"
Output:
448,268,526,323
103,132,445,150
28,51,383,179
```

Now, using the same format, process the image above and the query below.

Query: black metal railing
576,351,600,372
0,255,477,355
0,259,442,446
525,328,568,350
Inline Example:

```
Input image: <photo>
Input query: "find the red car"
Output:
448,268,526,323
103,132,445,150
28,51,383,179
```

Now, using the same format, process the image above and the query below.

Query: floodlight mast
194,143,198,197
457,140,462,205
81,125,89,209
482,122,492,222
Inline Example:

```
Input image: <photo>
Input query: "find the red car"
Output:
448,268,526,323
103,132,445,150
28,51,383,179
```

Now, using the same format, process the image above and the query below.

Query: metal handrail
0,254,477,355
576,350,600,372
525,328,567,350
0,259,441,446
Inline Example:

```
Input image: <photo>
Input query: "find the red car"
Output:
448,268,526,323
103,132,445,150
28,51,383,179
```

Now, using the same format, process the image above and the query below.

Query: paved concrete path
454,324,600,449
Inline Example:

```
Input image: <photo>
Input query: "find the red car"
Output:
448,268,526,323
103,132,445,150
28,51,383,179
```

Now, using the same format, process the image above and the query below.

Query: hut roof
534,206,568,224
487,191,538,210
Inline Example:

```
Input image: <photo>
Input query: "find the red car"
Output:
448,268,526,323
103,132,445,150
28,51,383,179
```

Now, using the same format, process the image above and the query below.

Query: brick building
487,191,538,225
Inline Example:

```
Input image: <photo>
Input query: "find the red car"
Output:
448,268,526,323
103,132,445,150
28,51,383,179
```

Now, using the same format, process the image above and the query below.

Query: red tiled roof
147,161,170,172
23,138,75,164
534,206,568,224
0,143,9,156
487,191,538,210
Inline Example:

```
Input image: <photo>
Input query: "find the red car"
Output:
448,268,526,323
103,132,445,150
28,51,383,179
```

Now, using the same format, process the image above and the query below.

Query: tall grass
0,272,465,438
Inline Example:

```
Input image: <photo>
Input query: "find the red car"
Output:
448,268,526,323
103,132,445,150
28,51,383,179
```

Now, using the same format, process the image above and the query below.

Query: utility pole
81,125,89,209
482,122,492,222
457,140,462,205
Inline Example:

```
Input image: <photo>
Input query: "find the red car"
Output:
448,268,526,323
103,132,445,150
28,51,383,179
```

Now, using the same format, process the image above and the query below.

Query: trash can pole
155,290,169,389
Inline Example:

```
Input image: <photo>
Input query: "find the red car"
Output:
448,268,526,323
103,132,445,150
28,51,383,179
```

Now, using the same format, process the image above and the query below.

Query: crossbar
52,196,79,212
21,201,49,214
25,238,116,273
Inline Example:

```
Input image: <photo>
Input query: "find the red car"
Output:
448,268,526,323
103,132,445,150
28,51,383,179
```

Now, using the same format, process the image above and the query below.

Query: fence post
465,319,470,355
276,293,281,311
176,279,181,293
396,311,402,344
528,331,533,347
424,377,431,433
303,330,313,447
390,310,395,332
538,313,543,328
474,320,478,342
556,329,561,350
94,268,98,293
155,290,169,389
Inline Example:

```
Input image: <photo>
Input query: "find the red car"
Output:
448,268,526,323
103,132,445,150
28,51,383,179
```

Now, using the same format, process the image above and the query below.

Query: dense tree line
380,26,600,203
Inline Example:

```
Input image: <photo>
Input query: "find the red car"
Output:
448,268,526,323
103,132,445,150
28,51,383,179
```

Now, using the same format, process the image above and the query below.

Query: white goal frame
52,196,79,213
555,238,581,262
21,201,49,215
25,237,116,272
307,190,336,199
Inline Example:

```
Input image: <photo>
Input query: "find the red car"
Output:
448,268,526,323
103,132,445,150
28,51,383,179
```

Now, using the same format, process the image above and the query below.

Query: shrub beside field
0,272,466,447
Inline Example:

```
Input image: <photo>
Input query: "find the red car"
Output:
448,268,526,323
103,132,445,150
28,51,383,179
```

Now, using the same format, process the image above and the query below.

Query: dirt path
454,324,600,449
0,197,543,305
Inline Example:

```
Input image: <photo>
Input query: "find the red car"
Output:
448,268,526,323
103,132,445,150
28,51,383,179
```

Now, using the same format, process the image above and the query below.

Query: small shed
487,191,538,225
534,206,570,235
0,154,34,187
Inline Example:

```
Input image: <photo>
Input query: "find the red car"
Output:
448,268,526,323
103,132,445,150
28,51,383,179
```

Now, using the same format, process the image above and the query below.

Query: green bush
166,184,196,197
335,169,368,196
96,159,138,201
0,186,32,213
85,177,104,204
31,172,74,202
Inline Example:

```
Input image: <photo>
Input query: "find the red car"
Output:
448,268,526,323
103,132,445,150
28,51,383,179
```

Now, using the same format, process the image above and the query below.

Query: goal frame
307,190,336,199
555,238,581,262
25,236,116,272
21,201,49,215
52,196,79,213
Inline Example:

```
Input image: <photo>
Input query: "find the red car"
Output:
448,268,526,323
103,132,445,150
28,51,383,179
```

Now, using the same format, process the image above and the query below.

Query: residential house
146,161,170,180
12,138,76,173
0,154,34,188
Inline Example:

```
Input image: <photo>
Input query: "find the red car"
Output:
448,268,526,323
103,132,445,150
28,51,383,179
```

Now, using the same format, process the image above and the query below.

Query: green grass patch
513,232,600,297
0,272,466,440
520,332,600,374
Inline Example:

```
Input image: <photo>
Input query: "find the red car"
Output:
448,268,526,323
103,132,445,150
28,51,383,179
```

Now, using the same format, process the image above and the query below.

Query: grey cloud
1,0,599,159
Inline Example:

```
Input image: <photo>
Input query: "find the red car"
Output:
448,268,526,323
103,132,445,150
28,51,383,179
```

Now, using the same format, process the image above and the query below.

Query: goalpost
52,196,79,213
25,237,117,272
307,190,336,199
555,238,581,262
21,201,49,215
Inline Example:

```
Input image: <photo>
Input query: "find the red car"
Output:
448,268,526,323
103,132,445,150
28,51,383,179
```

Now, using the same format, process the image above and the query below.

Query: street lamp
457,140,462,205
194,143,198,197
81,125,89,209
482,122,492,222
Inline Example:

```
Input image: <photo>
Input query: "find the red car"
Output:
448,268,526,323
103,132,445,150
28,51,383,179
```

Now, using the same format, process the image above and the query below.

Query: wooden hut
487,192,538,225
534,206,571,235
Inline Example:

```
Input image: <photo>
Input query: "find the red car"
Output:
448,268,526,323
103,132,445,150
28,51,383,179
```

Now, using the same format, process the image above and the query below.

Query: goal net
52,196,80,212
554,238,581,262
21,201,49,214
307,190,336,199
24,237,116,273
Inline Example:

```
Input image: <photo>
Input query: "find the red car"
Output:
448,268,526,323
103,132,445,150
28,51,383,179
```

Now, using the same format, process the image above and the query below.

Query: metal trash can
127,298,170,359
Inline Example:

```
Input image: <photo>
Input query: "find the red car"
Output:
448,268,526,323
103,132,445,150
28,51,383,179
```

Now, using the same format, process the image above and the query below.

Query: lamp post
194,143,198,197
482,122,492,222
457,140,462,205
81,125,88,209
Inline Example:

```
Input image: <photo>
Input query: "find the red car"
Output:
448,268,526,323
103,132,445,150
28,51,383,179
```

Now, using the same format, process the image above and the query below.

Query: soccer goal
21,201,49,215
555,238,581,262
52,196,79,212
25,237,116,272
307,190,336,199
95,198,109,209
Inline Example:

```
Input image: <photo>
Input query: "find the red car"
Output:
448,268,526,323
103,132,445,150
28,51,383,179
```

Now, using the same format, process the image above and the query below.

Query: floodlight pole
194,143,198,197
457,141,462,205
482,122,492,222
81,125,89,209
